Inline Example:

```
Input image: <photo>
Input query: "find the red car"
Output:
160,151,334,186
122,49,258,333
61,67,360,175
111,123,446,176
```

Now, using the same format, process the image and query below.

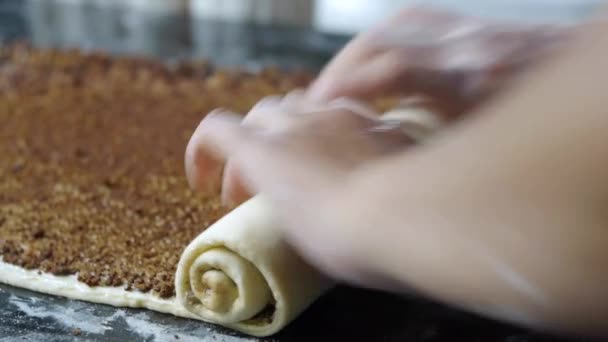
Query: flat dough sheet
0,197,333,337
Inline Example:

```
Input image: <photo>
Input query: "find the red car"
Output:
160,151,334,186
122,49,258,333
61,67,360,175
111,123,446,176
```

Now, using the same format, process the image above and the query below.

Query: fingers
309,35,455,103
307,5,461,103
219,95,297,205
189,111,252,164
221,161,252,207
310,47,451,103
183,92,319,202
309,49,409,102
308,4,569,108
307,37,374,102
186,92,393,206
225,92,386,204
380,106,444,142
195,112,333,206
184,110,243,193
242,96,287,133
325,98,378,118
242,91,317,134
280,89,312,109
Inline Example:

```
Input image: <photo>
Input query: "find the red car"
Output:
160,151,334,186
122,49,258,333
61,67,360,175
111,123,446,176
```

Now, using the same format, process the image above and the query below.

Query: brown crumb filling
0,44,311,298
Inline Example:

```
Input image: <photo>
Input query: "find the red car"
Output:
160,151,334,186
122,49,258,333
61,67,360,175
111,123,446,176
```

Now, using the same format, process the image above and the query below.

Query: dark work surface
1,283,599,342
0,1,604,341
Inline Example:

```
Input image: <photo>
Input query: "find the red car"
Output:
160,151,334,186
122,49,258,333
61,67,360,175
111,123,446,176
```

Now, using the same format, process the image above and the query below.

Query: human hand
185,91,418,206
184,92,420,284
182,18,608,335
308,6,571,117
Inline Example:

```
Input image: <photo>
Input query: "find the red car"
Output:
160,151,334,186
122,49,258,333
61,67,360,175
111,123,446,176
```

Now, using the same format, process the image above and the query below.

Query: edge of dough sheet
0,259,200,320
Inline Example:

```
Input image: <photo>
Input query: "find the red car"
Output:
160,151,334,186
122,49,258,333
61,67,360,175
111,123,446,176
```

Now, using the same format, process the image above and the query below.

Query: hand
184,92,417,283
183,19,608,335
308,6,571,117
185,91,412,206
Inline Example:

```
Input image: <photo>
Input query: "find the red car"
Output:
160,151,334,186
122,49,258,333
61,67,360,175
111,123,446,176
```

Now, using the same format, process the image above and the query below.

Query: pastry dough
176,196,333,336
0,105,438,336
0,196,333,337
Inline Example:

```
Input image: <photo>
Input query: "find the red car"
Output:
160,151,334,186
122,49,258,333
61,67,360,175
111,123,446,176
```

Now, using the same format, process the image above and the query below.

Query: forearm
346,20,608,335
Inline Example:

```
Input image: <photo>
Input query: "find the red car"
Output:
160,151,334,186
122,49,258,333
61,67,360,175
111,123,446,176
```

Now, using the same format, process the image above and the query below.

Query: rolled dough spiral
176,106,441,336
175,197,333,336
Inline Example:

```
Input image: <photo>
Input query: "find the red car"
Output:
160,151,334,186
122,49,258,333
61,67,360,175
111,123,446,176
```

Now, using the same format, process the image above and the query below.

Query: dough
0,196,333,337
176,196,333,335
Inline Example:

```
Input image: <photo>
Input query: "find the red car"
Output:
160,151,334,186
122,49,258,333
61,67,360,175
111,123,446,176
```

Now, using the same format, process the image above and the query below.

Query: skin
185,7,608,338
307,7,572,117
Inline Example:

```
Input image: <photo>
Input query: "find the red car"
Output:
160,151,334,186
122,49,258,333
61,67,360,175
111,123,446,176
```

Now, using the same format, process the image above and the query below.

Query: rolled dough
0,107,438,337
0,196,333,337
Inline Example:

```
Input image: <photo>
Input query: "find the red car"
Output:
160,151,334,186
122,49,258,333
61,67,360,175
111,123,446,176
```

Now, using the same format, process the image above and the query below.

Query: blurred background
0,0,600,70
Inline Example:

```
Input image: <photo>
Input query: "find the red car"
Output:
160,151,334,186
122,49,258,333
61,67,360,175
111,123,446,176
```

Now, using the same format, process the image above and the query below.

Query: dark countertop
2,283,593,342
0,1,603,341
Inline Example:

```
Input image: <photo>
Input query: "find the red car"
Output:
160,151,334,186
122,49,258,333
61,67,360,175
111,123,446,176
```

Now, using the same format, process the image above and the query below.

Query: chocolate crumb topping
0,44,310,298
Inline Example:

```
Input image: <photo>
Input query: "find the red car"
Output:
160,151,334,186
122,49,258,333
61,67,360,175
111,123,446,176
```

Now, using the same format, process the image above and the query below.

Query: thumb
184,110,244,193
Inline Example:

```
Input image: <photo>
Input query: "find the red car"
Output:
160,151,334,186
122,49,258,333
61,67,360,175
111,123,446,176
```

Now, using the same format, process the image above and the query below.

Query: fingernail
329,98,378,118
307,80,331,103
251,95,282,111
207,108,226,117
201,110,243,131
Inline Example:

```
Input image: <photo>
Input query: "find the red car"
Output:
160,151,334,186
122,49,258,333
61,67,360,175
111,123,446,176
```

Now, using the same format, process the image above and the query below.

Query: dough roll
175,196,333,336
